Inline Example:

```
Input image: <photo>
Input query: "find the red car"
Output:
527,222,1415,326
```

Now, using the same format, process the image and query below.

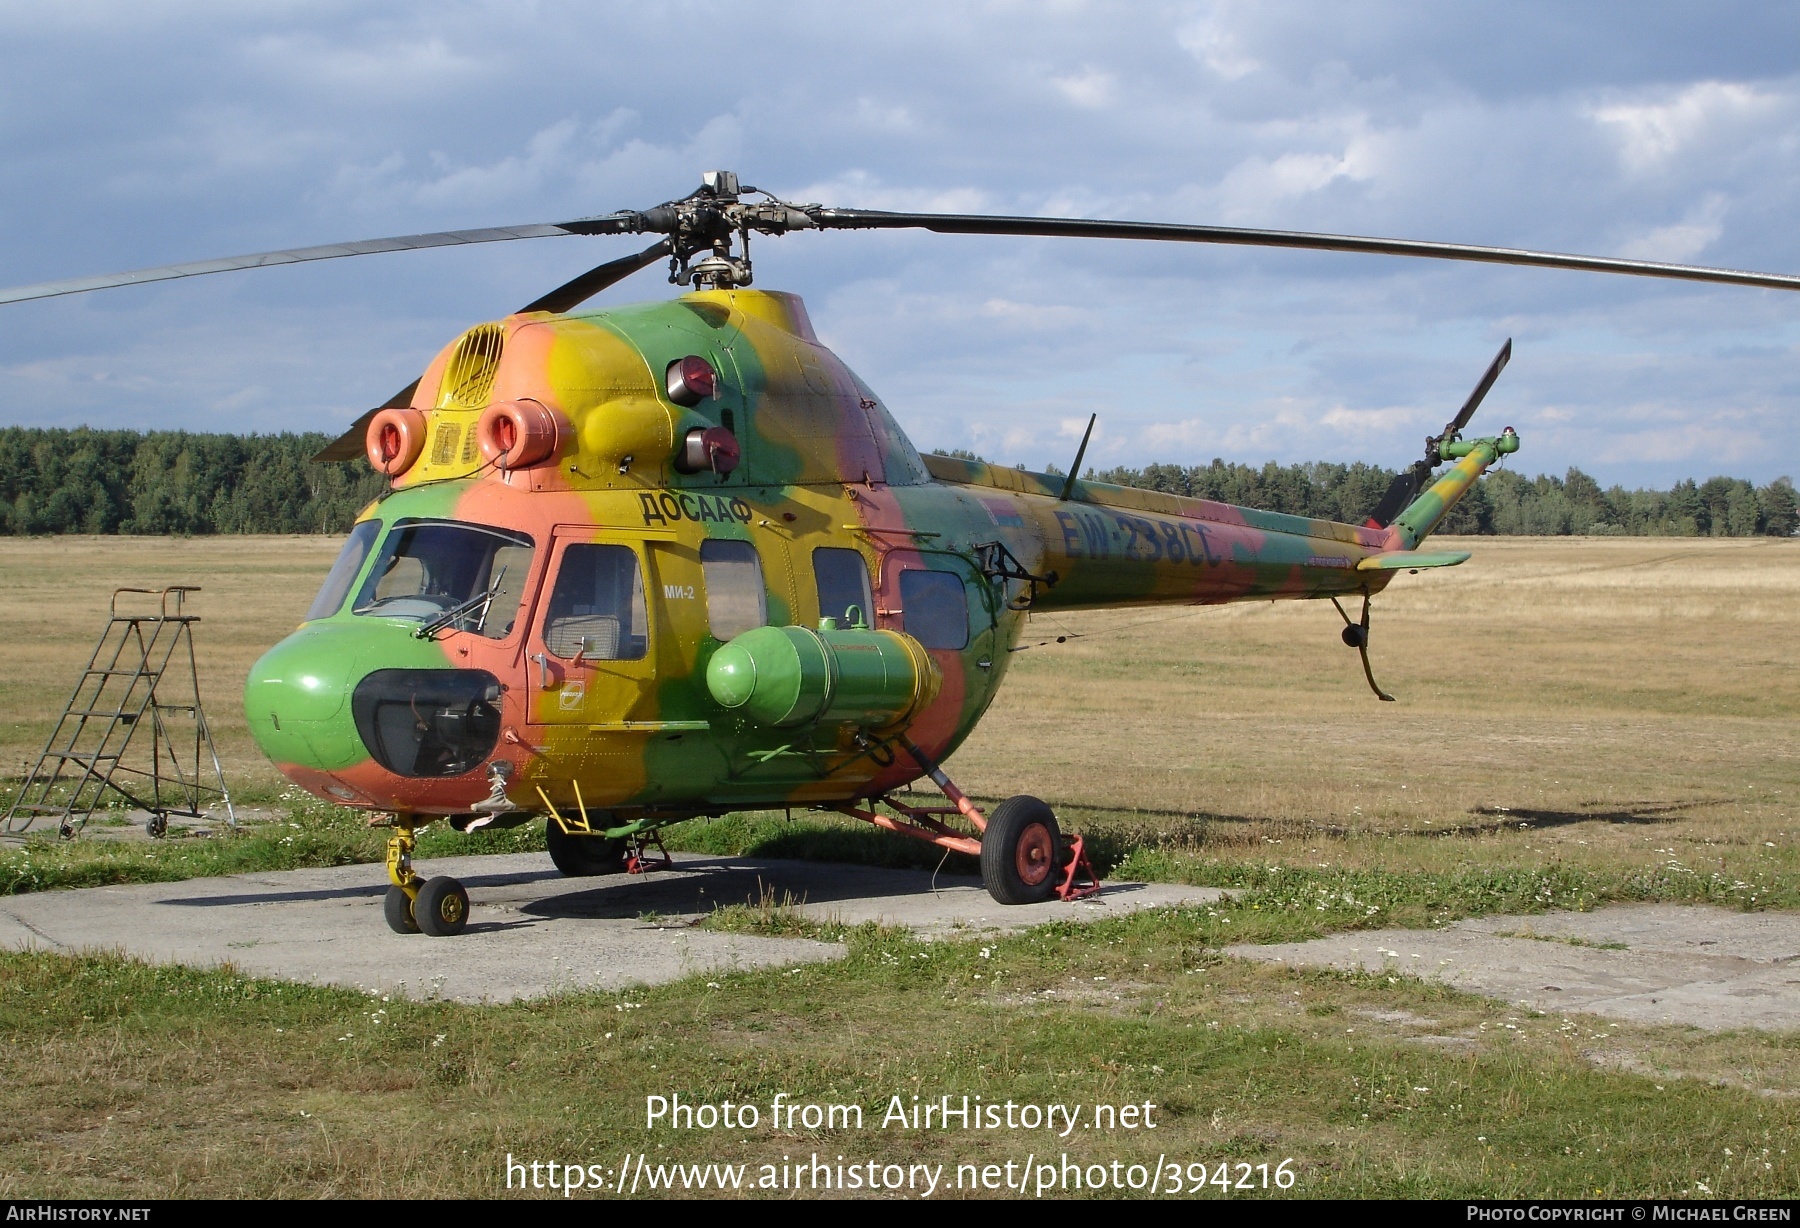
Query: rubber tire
383,884,419,934
414,876,469,937
546,819,628,877
981,795,1062,905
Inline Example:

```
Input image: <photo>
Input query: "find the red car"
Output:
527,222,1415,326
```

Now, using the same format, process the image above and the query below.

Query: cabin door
522,530,657,729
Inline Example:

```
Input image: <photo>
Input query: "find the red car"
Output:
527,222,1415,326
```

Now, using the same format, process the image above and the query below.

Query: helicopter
4,171,1796,938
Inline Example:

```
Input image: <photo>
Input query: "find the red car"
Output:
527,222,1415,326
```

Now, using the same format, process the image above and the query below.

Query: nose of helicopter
244,622,375,772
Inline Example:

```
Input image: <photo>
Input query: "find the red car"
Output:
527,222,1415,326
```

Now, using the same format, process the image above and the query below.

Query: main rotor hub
675,248,753,290
608,170,823,290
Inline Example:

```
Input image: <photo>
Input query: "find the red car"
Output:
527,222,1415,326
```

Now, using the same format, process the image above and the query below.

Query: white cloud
1614,193,1727,262
1177,8,1260,80
1591,81,1784,173
1210,127,1383,219
850,97,918,133
1051,68,1115,108
788,171,992,214
1319,404,1418,431
1595,422,1765,466
244,31,486,97
979,298,1088,329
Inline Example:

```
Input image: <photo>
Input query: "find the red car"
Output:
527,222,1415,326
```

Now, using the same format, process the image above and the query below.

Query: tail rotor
1366,338,1512,528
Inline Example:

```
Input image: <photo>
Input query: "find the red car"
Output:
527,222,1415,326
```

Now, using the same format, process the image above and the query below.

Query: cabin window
898,570,969,650
306,519,381,621
700,539,767,640
813,547,873,628
542,544,648,661
352,520,533,639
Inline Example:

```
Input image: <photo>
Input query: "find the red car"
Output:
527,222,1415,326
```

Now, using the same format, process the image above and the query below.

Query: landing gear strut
380,815,469,937
835,739,1101,905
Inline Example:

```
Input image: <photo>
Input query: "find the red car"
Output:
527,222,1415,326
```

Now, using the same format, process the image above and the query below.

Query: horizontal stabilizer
1356,550,1471,571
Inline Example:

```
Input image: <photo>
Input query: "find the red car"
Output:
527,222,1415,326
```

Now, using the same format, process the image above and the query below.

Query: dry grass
951,536,1800,883
0,535,342,802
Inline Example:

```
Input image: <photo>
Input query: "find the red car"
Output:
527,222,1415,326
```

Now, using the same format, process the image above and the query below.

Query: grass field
0,533,1794,1198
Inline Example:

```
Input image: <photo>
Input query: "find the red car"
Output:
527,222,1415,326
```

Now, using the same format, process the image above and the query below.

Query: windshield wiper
413,567,507,640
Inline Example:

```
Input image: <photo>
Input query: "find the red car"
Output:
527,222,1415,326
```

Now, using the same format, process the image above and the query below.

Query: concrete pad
1225,904,1800,1032
0,851,1226,1004
712,858,1231,938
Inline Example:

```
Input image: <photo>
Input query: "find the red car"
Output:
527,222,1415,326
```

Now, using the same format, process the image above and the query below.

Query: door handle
531,653,551,690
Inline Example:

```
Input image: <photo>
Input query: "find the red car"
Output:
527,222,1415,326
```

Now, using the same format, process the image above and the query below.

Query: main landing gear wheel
981,795,1062,905
414,876,469,937
383,884,419,934
546,819,628,877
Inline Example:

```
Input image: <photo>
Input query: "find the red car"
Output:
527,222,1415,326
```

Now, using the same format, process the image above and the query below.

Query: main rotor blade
518,238,672,313
0,216,636,306
311,374,424,463
813,209,1800,294
309,239,668,464
312,406,387,464
1446,338,1512,437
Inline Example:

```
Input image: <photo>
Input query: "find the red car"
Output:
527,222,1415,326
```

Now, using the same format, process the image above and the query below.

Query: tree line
0,428,385,536
0,428,1793,537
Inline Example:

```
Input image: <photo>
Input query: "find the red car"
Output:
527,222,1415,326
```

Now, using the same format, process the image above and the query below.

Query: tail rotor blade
1444,338,1512,438
1366,460,1434,528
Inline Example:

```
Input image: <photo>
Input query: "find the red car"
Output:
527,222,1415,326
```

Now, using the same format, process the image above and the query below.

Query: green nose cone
244,623,372,770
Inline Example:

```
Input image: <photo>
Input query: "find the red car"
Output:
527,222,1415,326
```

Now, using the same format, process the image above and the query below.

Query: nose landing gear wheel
981,795,1061,905
415,876,469,937
383,884,419,934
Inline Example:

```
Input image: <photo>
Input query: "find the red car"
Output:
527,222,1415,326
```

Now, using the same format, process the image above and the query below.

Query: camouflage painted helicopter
6,171,1797,937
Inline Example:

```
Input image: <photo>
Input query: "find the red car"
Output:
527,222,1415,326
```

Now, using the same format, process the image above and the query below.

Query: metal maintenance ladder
3,586,235,839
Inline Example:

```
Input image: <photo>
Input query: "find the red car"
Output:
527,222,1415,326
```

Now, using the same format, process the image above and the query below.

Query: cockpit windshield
352,520,534,640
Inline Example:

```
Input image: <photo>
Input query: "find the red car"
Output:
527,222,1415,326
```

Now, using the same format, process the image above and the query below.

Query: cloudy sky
2,1,1798,486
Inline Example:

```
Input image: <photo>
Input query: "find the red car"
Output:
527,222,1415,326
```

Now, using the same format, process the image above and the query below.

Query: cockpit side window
813,546,873,628
542,544,648,661
306,520,382,622
700,539,768,640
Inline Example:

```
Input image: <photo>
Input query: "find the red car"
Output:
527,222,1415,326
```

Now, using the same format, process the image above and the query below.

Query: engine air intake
437,323,506,410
